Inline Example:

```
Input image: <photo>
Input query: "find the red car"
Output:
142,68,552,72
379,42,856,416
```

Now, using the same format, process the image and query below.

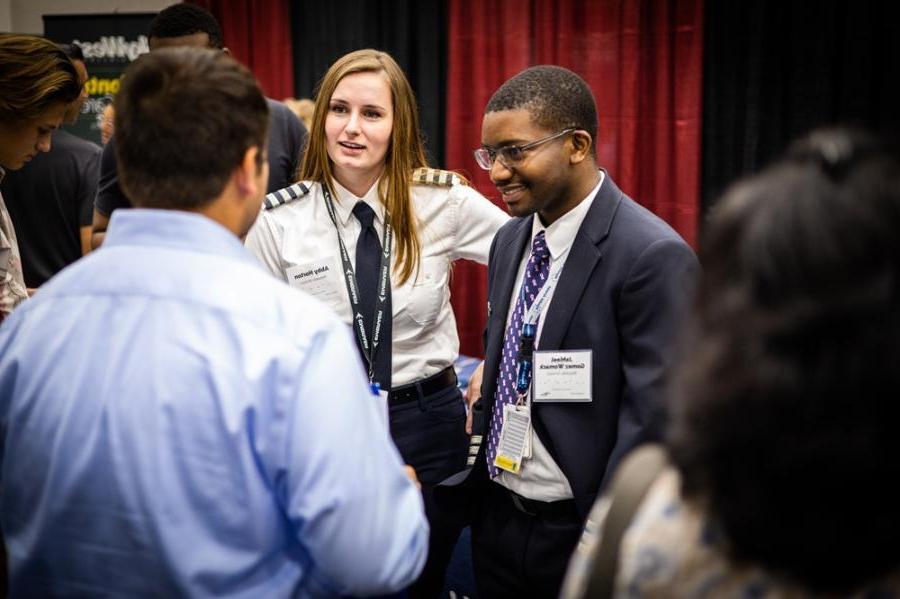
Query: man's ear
235,146,263,197
569,131,593,165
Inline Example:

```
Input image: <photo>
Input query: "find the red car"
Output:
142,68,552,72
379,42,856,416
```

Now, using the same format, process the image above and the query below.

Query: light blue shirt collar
105,208,254,266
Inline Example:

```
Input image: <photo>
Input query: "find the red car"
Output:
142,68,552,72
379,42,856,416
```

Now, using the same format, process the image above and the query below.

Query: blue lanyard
514,259,563,397
516,323,538,396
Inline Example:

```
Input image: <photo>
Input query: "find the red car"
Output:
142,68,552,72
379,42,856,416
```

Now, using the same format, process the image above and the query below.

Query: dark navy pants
390,384,469,598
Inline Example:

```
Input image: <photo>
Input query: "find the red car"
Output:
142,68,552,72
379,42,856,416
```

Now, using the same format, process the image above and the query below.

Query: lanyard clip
515,322,537,394
515,390,529,407
517,323,536,361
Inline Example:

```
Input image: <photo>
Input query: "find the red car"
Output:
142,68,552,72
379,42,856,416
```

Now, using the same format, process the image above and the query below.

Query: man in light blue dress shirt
0,47,428,597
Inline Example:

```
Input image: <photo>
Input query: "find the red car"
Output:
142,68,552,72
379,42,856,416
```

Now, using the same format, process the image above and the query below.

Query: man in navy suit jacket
438,65,699,597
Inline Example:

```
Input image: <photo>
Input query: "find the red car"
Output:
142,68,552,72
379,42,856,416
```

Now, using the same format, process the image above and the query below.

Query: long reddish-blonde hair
299,49,428,285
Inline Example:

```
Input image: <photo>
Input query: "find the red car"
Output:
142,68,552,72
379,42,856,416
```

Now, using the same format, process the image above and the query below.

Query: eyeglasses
474,128,576,170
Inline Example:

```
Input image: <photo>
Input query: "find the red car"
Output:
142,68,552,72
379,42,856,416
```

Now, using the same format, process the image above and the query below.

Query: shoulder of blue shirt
262,168,467,211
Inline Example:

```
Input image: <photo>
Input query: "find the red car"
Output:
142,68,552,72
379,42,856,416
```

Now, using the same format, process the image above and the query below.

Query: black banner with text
44,13,155,145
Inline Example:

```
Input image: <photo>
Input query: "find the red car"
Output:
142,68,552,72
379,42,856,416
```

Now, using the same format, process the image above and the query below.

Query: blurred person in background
285,96,315,131
99,101,114,145
90,2,307,248
563,128,900,598
0,33,81,322
1,42,101,286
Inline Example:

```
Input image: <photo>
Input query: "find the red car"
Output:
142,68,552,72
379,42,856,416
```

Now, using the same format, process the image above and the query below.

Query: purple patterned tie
486,231,551,478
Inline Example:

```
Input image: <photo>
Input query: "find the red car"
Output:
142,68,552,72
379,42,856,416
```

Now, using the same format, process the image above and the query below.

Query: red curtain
446,0,703,358
188,0,293,100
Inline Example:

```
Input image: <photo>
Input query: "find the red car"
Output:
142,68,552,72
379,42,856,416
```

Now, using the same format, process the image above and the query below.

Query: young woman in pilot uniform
245,49,508,597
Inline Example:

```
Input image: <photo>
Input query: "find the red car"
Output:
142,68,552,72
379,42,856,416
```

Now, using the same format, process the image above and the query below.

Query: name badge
285,258,341,305
494,404,531,475
532,350,592,402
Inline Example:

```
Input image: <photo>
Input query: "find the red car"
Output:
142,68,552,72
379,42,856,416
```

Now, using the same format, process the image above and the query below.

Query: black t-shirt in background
1,129,101,287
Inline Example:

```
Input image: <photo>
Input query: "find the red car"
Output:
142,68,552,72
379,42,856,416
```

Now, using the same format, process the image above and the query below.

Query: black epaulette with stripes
263,182,311,210
411,167,463,187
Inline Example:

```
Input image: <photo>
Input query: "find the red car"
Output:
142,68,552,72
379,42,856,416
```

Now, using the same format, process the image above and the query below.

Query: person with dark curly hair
563,128,900,597
146,1,224,49
90,2,306,249
438,65,698,598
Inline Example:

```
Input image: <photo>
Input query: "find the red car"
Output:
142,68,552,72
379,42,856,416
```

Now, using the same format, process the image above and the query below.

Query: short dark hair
147,3,224,49
115,47,268,210
58,42,84,62
485,65,598,151
668,128,900,592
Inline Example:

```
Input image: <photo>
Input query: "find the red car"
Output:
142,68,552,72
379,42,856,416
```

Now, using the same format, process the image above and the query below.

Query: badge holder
494,401,531,474
493,323,537,475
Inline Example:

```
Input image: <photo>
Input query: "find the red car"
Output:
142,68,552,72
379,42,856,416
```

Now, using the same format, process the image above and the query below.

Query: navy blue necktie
486,231,551,478
352,202,392,391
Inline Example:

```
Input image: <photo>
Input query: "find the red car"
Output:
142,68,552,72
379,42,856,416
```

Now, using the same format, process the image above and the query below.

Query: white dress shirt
497,172,604,502
245,178,510,386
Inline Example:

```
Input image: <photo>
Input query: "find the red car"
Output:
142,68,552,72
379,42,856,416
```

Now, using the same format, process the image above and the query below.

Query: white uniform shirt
497,173,604,502
245,178,509,386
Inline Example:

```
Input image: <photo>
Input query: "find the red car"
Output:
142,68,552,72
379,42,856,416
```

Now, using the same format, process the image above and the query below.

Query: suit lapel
483,216,533,409
537,174,623,351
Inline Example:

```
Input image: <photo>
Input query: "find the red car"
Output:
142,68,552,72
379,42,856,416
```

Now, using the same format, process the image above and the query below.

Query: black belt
492,482,578,518
388,366,458,405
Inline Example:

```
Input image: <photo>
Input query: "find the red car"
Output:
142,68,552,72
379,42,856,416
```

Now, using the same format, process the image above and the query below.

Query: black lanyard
322,185,392,384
